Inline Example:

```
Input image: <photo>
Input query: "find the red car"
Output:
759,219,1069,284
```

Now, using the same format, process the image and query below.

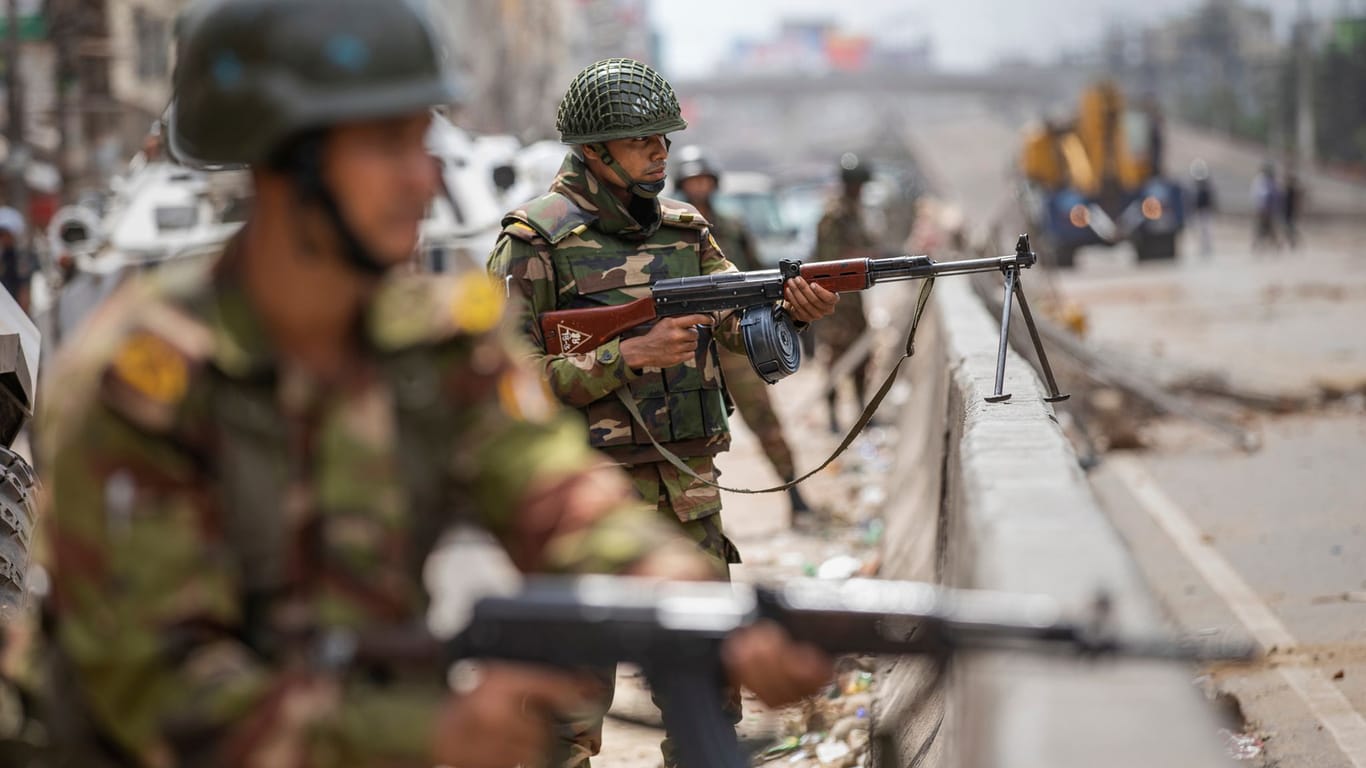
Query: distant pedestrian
1282,170,1304,250
0,206,32,313
1251,163,1280,253
1147,101,1166,177
1190,159,1216,258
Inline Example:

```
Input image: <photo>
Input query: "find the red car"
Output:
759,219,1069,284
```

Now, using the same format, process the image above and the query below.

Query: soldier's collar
208,256,278,381
551,153,662,240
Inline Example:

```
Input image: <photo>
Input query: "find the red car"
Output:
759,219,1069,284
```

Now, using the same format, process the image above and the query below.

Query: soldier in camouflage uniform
672,146,812,518
815,154,877,433
29,6,832,767
487,59,838,767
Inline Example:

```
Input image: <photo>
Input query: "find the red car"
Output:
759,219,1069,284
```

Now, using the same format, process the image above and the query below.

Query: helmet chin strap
587,141,668,199
278,133,389,277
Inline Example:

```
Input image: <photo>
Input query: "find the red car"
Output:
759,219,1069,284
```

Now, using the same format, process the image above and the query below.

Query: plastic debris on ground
1219,728,1265,760
761,664,877,768
816,555,864,580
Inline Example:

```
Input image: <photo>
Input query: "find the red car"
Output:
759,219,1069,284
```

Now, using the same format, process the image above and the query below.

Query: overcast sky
651,0,1364,78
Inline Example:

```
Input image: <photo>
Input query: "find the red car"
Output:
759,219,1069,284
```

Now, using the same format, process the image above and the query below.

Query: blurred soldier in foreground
488,58,837,766
30,4,830,767
814,154,876,433
673,145,813,519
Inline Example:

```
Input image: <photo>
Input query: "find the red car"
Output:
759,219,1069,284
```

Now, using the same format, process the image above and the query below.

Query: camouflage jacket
706,210,763,272
815,194,874,330
488,153,746,466
36,241,689,767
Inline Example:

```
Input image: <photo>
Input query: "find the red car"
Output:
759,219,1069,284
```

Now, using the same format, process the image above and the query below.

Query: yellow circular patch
450,273,504,335
111,332,189,405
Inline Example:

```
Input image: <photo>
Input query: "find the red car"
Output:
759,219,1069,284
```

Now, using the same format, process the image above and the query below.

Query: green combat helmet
166,0,461,275
556,57,687,198
168,0,460,170
839,152,873,185
674,145,720,184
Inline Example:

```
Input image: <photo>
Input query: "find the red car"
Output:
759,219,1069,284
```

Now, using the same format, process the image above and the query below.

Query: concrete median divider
873,278,1233,767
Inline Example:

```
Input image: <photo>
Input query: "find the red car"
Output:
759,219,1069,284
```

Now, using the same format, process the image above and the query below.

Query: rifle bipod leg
1012,275,1070,403
985,266,1018,403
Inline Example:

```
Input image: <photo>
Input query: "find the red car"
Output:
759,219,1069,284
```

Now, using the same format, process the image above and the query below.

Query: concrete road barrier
874,278,1234,768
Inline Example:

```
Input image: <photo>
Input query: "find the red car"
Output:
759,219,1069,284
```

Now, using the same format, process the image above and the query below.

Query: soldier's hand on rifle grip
430,662,597,768
722,620,835,708
783,278,840,323
620,314,715,369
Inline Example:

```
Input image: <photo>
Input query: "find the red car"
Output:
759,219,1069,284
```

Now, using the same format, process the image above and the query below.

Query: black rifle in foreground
447,577,1256,768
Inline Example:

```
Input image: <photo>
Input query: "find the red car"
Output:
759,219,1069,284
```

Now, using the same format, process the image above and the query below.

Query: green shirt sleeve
487,234,640,408
435,325,691,575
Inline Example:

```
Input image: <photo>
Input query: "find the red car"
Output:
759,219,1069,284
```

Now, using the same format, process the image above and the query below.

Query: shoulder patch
110,332,190,407
659,198,711,231
503,192,596,245
88,282,217,434
100,324,206,434
370,271,506,350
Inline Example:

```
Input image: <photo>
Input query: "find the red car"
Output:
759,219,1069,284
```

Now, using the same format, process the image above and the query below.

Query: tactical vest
505,193,730,463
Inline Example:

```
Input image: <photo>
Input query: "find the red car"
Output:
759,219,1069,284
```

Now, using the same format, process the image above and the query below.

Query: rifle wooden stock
540,298,659,355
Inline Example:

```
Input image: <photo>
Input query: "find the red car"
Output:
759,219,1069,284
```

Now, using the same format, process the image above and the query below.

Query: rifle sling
613,278,936,494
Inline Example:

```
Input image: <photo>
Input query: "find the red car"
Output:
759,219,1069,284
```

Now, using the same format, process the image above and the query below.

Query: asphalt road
908,99,1366,767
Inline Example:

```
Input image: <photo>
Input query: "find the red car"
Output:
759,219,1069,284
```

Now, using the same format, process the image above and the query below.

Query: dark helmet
556,58,687,145
674,145,719,184
840,153,872,185
168,0,461,170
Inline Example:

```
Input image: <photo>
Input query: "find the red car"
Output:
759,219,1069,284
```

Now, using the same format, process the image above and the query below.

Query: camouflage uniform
35,246,689,767
489,153,747,768
814,194,875,423
489,153,745,570
704,210,799,483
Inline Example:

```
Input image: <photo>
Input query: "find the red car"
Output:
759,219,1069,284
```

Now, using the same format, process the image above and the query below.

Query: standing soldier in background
673,145,813,520
488,58,837,766
26,5,832,767
814,154,876,433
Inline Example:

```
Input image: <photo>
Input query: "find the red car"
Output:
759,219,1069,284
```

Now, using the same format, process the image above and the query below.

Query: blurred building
1,0,184,197
565,0,656,67
431,0,574,141
430,0,657,142
1105,0,1282,139
722,18,930,78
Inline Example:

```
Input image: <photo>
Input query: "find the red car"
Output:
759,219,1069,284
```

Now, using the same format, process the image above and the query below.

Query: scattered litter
1333,669,1346,680
1311,591,1366,605
815,740,852,766
843,672,873,696
858,486,887,509
817,555,864,580
758,736,803,762
830,715,869,741
787,750,811,764
779,552,808,568
1219,729,1264,760
860,518,885,546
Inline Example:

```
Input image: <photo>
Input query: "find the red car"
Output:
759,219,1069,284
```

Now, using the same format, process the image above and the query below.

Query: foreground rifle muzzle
447,577,1257,768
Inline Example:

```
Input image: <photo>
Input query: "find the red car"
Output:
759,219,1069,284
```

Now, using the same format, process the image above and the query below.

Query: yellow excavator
1019,81,1184,268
